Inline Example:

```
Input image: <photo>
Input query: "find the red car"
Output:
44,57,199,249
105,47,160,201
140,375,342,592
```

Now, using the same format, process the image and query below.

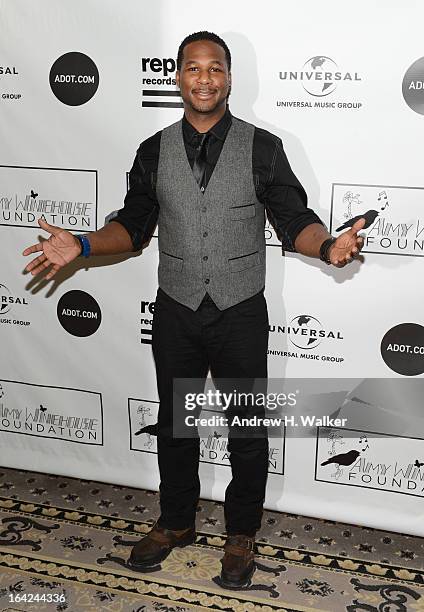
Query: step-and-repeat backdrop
1,0,424,536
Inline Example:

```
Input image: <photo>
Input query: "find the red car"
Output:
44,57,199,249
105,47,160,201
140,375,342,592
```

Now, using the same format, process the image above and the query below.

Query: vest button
203,231,208,237
202,207,207,212
203,255,208,261
204,278,210,284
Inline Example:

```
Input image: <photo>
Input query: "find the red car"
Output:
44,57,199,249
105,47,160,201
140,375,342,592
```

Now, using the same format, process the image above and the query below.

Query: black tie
192,132,210,192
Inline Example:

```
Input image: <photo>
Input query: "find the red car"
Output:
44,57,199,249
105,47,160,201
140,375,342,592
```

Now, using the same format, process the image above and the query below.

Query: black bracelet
319,237,337,265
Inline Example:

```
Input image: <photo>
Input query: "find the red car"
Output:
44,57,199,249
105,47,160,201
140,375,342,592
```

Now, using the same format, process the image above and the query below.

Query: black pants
152,287,269,536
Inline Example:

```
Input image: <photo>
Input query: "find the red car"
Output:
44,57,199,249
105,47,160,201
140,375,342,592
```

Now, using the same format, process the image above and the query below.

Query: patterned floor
0,467,423,611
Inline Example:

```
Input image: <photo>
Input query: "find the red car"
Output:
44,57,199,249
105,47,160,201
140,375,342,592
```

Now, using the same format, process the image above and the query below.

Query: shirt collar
182,107,232,144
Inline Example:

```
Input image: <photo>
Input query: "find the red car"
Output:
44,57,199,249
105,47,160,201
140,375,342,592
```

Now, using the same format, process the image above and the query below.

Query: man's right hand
23,218,82,280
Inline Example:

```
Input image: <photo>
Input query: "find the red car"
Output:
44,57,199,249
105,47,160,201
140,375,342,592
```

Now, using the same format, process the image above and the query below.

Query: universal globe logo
301,56,338,96
0,284,12,314
288,315,324,349
270,314,344,350
278,56,362,100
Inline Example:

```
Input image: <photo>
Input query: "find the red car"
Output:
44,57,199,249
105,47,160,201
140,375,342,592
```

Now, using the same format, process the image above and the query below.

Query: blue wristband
76,234,91,258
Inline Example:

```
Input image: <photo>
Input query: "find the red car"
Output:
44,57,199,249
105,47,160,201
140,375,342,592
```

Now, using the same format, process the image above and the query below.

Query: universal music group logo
268,314,345,365
0,283,30,327
277,55,363,110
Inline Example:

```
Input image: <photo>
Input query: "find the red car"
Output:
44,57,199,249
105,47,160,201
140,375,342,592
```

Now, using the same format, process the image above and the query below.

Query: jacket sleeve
112,132,161,251
262,136,324,252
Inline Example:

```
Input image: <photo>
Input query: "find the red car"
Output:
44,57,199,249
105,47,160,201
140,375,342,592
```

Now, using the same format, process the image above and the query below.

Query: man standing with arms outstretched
23,31,364,588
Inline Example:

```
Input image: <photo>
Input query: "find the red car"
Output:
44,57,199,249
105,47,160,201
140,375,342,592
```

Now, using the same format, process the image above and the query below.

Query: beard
181,85,231,114
188,98,220,113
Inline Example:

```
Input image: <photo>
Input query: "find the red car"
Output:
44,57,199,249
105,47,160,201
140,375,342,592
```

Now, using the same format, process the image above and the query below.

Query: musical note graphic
377,190,389,210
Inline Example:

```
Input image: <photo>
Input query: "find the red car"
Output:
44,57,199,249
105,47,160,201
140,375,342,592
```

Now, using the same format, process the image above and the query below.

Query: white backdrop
1,0,424,536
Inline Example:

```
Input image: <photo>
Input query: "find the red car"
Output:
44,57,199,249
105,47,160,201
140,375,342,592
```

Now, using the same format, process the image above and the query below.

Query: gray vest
156,116,266,311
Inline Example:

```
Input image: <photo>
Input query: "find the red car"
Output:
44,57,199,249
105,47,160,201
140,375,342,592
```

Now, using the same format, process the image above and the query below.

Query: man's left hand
328,218,365,267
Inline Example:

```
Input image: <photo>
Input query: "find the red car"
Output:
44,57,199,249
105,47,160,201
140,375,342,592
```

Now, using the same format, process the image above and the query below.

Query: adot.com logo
402,57,424,115
49,52,99,106
381,323,424,376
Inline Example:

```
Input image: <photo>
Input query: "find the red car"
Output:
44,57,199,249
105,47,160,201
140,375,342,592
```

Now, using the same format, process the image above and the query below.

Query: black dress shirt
113,108,323,251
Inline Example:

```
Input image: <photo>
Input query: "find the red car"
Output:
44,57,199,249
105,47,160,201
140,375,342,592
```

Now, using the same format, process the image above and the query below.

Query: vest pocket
160,250,183,272
228,250,259,272
228,203,256,220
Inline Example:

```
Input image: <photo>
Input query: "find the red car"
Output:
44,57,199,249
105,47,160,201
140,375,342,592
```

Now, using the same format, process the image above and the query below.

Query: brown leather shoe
128,522,196,569
220,534,256,588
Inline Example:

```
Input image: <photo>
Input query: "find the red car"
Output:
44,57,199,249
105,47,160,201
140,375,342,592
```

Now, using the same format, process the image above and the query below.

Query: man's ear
227,72,232,98
176,70,180,88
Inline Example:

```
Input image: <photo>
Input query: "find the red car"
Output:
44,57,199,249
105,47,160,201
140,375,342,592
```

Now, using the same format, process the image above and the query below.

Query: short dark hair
177,31,231,71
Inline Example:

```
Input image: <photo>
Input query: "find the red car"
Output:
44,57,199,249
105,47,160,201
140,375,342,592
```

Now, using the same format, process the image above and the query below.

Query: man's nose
197,70,212,84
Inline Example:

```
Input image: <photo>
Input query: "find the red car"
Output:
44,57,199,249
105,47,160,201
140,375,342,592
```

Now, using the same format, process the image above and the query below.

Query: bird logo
321,449,360,467
134,423,157,436
321,449,361,480
30,189,38,200
336,210,379,232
